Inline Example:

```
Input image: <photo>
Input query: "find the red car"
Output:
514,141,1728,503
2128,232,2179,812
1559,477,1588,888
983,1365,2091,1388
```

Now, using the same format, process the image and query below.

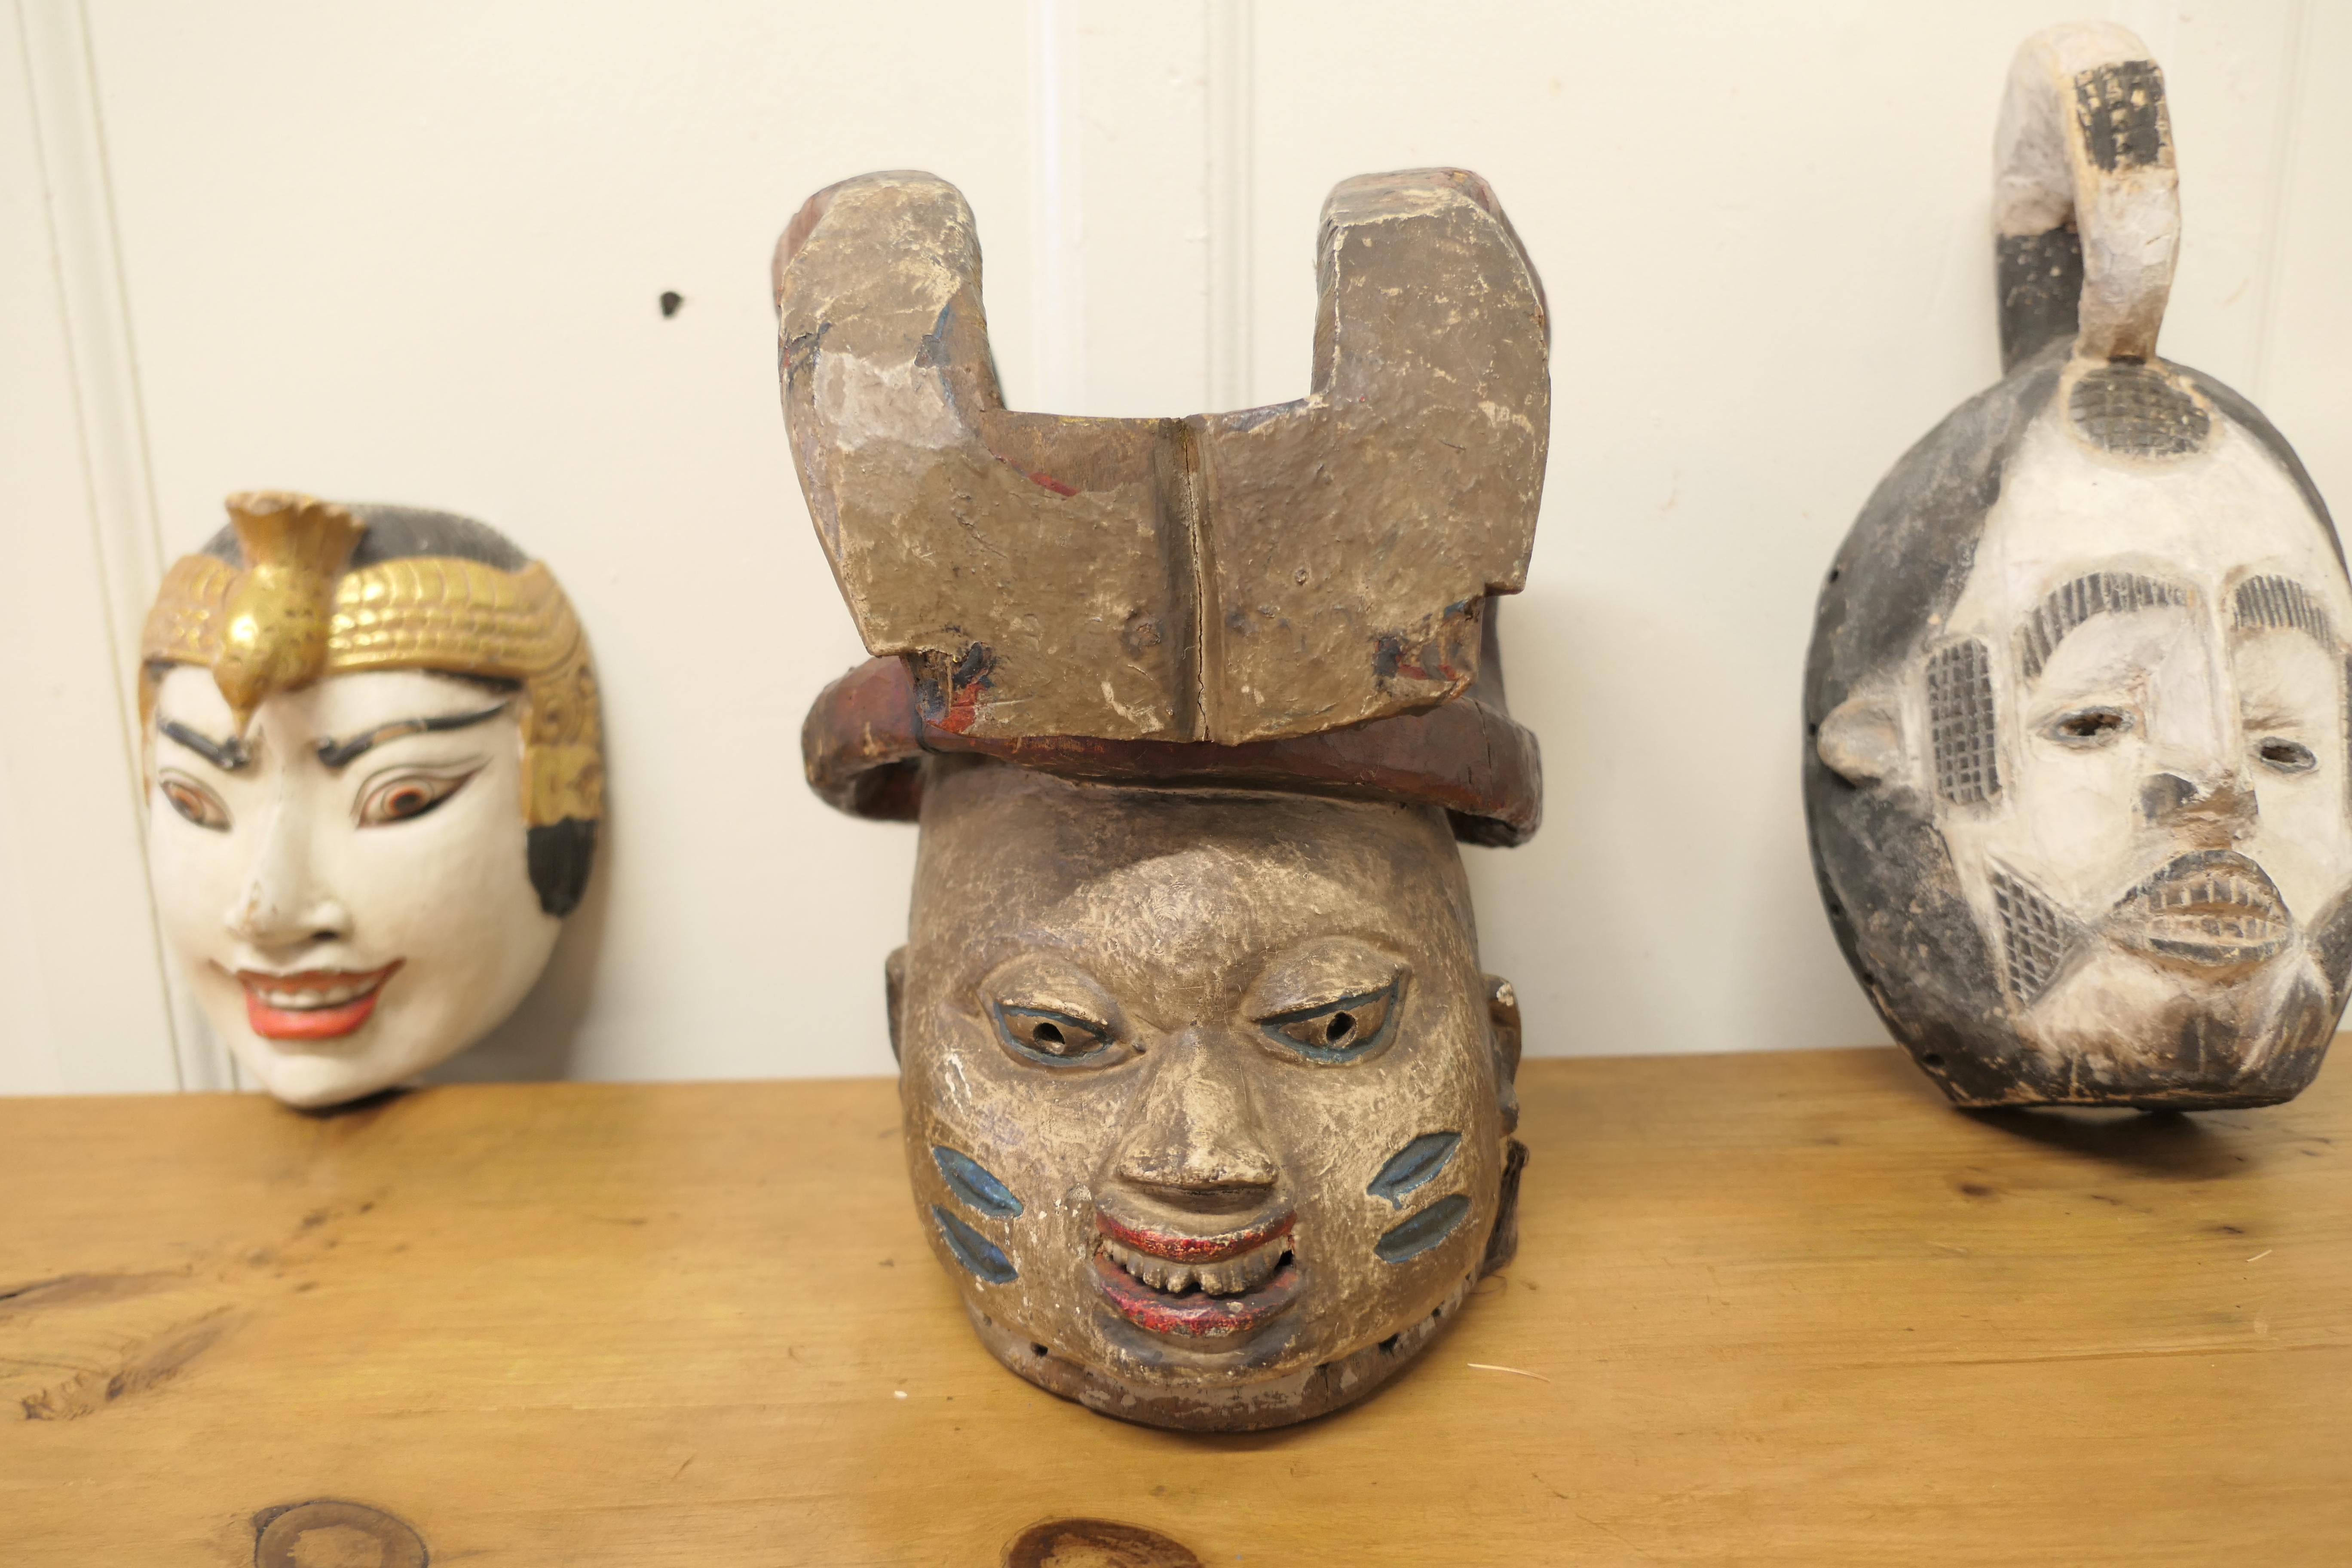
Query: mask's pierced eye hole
993,1004,1113,1065
2258,737,2318,774
1261,983,1400,1062
2048,707,2134,746
159,774,230,831
356,768,479,827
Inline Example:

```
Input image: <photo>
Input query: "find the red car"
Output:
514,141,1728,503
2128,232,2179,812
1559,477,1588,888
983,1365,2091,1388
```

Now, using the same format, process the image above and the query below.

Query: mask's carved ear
1482,974,1529,1277
884,946,909,1066
1485,974,1522,1135
1816,696,1902,786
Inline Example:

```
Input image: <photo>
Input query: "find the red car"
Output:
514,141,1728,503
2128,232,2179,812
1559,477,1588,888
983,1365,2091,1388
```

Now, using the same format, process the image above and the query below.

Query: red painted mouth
237,962,403,1041
1095,1208,1294,1264
1092,1251,1304,1340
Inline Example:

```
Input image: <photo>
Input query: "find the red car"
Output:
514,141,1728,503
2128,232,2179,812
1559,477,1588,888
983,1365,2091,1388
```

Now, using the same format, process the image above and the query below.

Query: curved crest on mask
773,168,1549,748
1993,21,2179,368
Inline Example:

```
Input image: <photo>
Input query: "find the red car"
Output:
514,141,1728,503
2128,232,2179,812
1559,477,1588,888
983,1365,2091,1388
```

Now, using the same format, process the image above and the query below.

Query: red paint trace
239,962,404,1041
939,679,985,734
1093,1252,1303,1339
1096,1209,1294,1265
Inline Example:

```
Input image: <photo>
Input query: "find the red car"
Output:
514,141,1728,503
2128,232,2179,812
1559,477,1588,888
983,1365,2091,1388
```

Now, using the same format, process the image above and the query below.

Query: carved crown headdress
140,492,604,904
781,168,1550,844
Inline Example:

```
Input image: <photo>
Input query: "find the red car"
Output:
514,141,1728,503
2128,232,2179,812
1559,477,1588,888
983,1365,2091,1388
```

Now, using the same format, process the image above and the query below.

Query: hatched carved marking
2016,572,2189,679
2073,60,2169,172
2069,364,2208,458
1992,865,2074,1006
1927,640,2000,804
2234,575,2334,647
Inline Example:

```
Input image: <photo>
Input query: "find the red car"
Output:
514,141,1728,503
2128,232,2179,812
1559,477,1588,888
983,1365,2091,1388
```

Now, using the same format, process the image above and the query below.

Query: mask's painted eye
158,773,230,831
2047,707,2134,746
356,768,478,827
2257,737,2318,774
1259,981,1400,1063
993,1003,1115,1066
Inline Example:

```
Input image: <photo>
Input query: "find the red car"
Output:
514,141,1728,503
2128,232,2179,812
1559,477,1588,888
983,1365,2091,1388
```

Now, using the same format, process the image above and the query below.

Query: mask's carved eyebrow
2233,575,2335,649
314,701,509,769
2015,571,2192,680
157,718,252,771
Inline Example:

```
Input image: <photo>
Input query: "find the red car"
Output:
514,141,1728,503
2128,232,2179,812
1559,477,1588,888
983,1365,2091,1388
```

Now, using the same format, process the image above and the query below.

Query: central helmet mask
780,167,1549,1429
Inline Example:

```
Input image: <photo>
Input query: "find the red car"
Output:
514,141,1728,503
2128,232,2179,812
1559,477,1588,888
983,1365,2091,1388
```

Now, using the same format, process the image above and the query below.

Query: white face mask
147,664,560,1106
1931,398,2352,1075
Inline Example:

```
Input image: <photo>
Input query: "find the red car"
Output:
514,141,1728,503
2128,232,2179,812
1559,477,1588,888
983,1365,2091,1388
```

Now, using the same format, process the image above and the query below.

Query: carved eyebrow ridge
314,702,509,769
2233,575,2334,649
2015,571,2191,680
157,719,253,772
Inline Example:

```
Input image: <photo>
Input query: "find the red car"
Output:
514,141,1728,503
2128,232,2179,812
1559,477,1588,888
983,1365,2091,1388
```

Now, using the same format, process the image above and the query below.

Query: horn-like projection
1993,21,2179,368
775,168,1549,746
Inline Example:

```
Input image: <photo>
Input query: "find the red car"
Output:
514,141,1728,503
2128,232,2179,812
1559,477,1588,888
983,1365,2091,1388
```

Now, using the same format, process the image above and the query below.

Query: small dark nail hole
1921,1053,1945,1068
658,290,684,318
1030,1342,1049,1357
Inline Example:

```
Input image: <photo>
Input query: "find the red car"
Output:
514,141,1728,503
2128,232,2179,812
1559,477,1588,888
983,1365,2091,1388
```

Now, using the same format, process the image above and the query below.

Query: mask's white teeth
251,975,379,1009
1200,1243,1286,1297
1100,1232,1291,1297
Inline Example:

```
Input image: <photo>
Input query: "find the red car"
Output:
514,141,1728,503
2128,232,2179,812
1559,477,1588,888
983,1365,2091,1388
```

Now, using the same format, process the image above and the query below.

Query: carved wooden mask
895,761,1523,1429
781,169,1548,1427
1806,24,2352,1109
140,493,602,1107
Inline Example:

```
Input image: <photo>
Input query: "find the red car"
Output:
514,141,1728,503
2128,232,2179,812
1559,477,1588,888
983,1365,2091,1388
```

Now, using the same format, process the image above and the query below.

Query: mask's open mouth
2113,851,2291,968
236,962,404,1041
1092,1210,1303,1339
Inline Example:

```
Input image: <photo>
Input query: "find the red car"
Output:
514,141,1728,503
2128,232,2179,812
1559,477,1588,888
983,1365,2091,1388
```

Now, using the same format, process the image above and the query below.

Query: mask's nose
1110,1028,1279,1208
2135,621,2257,838
225,800,352,953
2140,770,2259,831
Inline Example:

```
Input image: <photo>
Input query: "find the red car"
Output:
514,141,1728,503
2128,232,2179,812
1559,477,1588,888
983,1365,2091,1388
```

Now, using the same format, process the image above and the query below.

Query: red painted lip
237,963,403,1041
1092,1251,1304,1340
1094,1209,1295,1264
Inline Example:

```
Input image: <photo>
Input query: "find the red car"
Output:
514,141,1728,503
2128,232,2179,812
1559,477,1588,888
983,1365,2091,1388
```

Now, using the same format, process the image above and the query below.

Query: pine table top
3,1045,2345,1566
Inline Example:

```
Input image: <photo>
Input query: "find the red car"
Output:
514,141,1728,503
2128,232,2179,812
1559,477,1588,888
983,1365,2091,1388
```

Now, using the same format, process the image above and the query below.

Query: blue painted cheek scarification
1367,1131,1461,1209
1374,1193,1472,1264
933,1205,1018,1283
934,1145,1023,1218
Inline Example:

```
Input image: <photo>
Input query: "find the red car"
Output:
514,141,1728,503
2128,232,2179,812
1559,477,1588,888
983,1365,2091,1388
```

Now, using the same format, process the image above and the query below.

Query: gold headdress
140,491,603,833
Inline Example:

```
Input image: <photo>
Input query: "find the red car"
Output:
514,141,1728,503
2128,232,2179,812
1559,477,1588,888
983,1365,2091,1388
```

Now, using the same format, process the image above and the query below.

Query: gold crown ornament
139,490,603,831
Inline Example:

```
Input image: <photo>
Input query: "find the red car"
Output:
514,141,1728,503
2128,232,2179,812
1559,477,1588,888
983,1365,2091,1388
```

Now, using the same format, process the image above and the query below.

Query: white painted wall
3,0,2344,1091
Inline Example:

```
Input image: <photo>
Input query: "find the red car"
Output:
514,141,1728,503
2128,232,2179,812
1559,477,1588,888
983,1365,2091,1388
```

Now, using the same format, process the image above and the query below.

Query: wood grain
3,1045,2346,1565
